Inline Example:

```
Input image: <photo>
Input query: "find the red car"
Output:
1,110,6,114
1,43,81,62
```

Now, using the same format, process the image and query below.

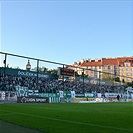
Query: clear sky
0,0,133,69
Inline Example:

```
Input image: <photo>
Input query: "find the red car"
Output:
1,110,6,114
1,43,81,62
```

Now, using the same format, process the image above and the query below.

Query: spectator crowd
0,73,126,94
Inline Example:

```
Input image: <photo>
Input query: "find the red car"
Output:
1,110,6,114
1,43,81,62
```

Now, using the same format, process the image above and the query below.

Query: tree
31,66,47,72
47,69,57,74
14,66,20,69
31,66,58,74
74,71,80,77
101,73,113,81
126,81,133,87
114,77,120,82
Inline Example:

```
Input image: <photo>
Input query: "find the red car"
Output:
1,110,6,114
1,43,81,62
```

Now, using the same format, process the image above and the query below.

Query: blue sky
0,0,133,69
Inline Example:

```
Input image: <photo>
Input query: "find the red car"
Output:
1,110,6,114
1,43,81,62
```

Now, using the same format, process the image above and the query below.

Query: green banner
38,93,57,98
0,67,58,79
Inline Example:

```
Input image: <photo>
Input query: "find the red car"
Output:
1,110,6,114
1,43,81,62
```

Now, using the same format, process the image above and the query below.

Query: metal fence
0,51,132,95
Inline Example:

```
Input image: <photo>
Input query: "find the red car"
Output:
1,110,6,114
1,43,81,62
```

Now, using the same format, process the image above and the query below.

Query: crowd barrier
0,89,133,103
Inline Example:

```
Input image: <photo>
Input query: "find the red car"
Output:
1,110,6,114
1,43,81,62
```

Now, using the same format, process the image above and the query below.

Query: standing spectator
117,94,120,101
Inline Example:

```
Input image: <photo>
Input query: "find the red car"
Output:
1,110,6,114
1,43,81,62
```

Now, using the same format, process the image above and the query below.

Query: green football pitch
0,102,133,133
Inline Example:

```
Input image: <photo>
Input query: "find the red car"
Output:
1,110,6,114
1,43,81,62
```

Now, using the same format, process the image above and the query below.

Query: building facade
118,57,133,82
72,56,133,83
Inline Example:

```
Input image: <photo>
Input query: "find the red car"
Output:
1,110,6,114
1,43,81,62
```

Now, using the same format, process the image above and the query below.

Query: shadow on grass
0,120,44,133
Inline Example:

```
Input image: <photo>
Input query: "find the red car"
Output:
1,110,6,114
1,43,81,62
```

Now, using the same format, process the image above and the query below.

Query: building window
99,66,101,69
126,73,129,76
126,64,129,67
88,67,91,70
108,66,110,70
126,68,128,71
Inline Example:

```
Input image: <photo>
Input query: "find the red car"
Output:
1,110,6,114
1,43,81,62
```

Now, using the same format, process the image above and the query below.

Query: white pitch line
1,110,133,132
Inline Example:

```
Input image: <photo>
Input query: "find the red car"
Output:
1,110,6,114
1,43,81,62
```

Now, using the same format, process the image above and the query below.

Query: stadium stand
0,70,126,94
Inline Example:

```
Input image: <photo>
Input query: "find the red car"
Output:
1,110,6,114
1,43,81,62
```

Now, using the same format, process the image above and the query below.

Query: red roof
79,60,102,66
102,58,118,65
73,57,133,67
118,57,133,66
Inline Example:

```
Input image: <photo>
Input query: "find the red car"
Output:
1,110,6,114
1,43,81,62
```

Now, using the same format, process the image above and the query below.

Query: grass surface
0,102,133,133
0,120,42,133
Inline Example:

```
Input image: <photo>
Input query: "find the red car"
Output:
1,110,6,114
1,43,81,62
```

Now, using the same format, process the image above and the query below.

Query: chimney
95,58,98,62
81,59,84,63
88,58,91,62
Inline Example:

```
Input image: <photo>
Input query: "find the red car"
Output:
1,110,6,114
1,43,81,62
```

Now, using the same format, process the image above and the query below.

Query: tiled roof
81,61,102,66
118,57,133,65
73,57,133,67
102,58,118,65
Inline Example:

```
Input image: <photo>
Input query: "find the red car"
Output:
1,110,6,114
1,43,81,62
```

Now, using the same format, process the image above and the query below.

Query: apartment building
102,58,119,78
118,57,133,82
73,58,102,79
72,56,133,82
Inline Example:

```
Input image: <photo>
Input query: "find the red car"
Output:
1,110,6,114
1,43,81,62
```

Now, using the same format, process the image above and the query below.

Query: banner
0,91,17,101
131,94,133,99
0,67,58,79
28,89,39,96
0,91,5,100
59,91,64,98
105,93,118,98
71,91,75,98
16,86,39,97
7,91,17,101
85,93,94,98
16,86,28,97
38,93,57,98
17,97,49,103
75,94,84,97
